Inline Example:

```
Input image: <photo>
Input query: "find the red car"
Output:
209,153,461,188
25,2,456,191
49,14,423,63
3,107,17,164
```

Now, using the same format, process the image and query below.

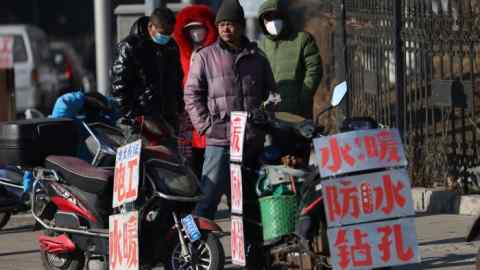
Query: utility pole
341,0,350,118
94,0,113,95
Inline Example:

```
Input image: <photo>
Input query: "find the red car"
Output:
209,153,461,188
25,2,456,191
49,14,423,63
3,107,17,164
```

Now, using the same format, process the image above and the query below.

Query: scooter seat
45,156,112,194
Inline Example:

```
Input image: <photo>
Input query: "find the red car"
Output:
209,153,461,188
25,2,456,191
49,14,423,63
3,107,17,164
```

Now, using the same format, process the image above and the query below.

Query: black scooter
0,165,28,229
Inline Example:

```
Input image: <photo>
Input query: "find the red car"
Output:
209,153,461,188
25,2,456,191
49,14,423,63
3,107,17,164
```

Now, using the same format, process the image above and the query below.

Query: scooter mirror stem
315,106,333,120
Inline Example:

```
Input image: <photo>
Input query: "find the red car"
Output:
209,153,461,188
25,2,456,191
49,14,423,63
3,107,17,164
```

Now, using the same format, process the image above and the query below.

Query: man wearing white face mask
173,5,218,176
112,7,183,135
258,0,322,119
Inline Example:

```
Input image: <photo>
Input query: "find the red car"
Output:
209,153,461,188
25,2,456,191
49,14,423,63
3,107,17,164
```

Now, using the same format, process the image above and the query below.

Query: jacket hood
130,16,150,39
173,4,217,79
258,0,291,39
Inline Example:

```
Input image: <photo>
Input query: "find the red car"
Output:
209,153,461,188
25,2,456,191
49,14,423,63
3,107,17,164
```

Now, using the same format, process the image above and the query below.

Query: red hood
173,4,217,85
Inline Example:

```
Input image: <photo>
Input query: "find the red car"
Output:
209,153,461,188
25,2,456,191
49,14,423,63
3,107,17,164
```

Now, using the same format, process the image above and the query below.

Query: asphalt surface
0,210,479,270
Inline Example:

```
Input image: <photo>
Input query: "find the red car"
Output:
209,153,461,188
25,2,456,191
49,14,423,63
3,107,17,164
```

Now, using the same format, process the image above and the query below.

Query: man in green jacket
258,0,322,118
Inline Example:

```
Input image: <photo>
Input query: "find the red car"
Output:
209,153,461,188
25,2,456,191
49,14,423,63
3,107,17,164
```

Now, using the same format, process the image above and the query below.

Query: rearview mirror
331,81,348,107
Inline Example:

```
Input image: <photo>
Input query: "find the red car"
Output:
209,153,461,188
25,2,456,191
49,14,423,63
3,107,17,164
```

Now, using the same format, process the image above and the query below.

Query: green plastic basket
259,195,298,241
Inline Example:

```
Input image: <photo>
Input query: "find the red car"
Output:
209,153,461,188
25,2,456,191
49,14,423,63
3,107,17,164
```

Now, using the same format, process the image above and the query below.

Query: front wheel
166,231,225,270
476,246,480,270
39,231,85,270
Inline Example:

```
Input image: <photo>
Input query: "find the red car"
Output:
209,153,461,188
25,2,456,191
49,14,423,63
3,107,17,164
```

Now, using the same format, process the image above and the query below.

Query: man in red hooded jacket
173,4,218,177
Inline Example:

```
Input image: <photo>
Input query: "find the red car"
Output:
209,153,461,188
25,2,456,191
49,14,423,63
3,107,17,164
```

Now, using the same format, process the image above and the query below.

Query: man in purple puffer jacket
184,0,277,267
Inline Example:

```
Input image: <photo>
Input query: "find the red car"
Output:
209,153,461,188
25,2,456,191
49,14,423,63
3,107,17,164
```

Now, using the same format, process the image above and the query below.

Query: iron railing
322,0,480,186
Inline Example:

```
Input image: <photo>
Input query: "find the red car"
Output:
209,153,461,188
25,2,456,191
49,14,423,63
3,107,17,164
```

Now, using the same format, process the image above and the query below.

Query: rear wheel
0,212,11,229
39,231,85,270
312,219,331,270
476,247,480,270
166,231,225,270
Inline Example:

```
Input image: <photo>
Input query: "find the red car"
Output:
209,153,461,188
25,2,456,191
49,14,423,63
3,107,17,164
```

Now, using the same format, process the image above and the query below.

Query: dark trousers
194,143,265,269
191,147,205,180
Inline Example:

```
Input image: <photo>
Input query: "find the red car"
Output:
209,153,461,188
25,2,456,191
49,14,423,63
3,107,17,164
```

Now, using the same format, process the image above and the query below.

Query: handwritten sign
113,140,141,208
230,112,248,162
322,169,414,227
230,163,243,214
0,36,14,69
109,211,139,270
314,129,407,177
327,218,420,270
231,215,246,266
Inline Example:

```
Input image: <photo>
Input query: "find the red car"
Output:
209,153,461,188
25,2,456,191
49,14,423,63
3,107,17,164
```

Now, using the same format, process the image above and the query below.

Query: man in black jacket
111,8,183,135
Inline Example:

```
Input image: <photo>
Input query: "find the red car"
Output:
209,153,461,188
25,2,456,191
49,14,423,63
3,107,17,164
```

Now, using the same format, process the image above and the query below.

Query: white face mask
264,19,283,36
189,28,207,43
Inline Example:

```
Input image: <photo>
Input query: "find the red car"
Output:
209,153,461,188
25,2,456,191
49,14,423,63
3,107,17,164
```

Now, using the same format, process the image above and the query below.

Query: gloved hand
118,114,137,127
249,108,269,126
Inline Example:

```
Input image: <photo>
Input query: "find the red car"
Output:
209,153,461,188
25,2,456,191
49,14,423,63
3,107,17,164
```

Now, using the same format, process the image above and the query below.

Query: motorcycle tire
476,246,480,270
39,231,85,270
0,212,11,229
165,231,225,270
313,219,331,270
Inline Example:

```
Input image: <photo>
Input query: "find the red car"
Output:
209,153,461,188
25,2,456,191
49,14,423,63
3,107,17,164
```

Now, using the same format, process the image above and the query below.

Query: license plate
181,215,201,242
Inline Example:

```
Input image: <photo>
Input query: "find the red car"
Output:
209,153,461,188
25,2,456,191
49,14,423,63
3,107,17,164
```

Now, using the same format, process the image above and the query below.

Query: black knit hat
215,0,245,25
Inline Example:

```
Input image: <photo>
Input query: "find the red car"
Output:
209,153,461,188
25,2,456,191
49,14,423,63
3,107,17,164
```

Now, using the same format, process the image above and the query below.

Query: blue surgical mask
152,33,171,45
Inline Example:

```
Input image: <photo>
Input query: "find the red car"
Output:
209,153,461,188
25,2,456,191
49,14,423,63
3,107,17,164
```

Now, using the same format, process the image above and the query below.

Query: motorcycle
240,82,390,269
0,109,48,229
0,165,28,229
0,113,122,230
25,117,225,270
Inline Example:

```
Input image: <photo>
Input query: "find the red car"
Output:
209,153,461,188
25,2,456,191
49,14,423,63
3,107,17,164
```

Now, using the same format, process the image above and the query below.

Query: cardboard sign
314,129,407,177
113,140,141,208
322,169,414,227
109,211,139,270
231,215,246,266
230,112,248,162
327,218,420,270
0,36,13,69
230,163,243,214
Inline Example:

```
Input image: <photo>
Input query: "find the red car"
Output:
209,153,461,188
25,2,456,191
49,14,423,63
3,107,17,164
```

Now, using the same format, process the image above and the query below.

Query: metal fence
323,0,480,186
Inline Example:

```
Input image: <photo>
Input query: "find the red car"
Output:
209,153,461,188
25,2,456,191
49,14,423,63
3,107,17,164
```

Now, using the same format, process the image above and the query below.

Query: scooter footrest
38,234,76,254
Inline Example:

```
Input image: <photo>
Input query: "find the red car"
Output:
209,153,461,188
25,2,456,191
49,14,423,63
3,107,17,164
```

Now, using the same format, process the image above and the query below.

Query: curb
412,187,480,216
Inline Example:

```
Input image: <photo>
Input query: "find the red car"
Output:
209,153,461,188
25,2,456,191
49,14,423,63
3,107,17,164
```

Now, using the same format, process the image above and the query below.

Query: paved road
0,212,478,270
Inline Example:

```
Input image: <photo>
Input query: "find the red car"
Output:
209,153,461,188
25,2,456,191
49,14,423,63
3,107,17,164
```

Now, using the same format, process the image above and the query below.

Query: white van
0,25,60,114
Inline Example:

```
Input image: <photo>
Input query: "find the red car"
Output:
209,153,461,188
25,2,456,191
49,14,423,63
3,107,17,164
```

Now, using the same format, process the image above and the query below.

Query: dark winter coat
111,24,183,128
184,39,277,146
258,0,322,118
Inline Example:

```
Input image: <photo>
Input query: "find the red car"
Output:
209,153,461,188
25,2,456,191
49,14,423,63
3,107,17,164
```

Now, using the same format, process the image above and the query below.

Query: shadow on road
0,224,35,235
0,249,39,257
420,237,468,246
420,253,476,269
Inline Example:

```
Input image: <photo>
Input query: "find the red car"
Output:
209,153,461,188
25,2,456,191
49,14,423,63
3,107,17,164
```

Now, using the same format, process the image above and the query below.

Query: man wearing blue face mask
112,8,183,137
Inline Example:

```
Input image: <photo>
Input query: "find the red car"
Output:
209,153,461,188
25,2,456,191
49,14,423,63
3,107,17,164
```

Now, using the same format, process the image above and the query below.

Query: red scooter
0,117,225,270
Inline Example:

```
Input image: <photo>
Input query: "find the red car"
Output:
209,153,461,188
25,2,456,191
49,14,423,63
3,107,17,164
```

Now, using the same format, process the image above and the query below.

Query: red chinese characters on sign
229,112,248,162
328,218,420,270
322,169,414,227
314,129,407,177
113,140,141,208
231,216,246,266
230,164,243,214
109,211,139,270
0,36,14,69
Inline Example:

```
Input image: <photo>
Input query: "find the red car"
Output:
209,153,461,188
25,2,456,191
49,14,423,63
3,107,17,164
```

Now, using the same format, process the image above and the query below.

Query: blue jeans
194,146,230,220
